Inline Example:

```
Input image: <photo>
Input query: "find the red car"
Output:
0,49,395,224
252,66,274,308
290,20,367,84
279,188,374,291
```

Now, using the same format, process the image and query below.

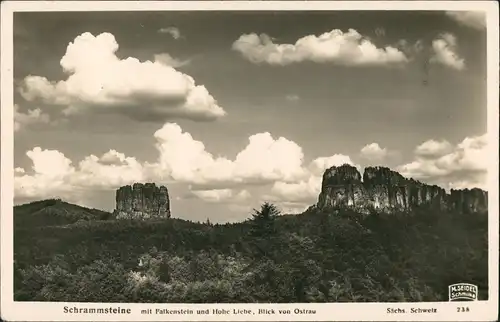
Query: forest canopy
14,199,488,303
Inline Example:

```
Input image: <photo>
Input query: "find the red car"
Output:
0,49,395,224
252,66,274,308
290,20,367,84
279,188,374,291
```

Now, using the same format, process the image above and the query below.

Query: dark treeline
14,199,488,302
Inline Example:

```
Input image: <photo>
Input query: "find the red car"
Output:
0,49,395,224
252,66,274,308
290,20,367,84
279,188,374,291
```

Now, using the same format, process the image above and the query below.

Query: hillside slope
14,199,113,228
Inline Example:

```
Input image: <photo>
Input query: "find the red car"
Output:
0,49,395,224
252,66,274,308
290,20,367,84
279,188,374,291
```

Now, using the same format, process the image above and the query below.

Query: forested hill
14,199,488,303
14,199,113,228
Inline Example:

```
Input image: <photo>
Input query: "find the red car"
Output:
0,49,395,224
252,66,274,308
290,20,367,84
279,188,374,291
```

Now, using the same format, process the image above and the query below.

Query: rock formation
114,183,170,219
317,164,488,214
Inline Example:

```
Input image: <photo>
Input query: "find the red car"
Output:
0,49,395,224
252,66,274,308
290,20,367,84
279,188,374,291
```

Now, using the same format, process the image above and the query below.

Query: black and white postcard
1,1,498,321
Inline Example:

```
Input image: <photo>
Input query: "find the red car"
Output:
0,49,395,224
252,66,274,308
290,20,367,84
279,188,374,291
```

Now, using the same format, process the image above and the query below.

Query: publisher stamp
449,283,479,301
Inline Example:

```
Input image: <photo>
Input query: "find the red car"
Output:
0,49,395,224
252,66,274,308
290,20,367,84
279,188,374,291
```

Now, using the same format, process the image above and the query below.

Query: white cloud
360,143,388,161
152,123,234,184
232,132,308,183
430,33,465,70
269,154,357,204
189,188,251,203
19,32,225,122
18,120,487,209
154,53,190,68
27,148,74,178
14,146,154,203
15,121,361,206
73,150,146,189
191,189,233,203
446,11,486,30
152,123,308,186
232,29,408,66
309,154,357,176
14,122,308,200
414,139,453,158
158,27,182,39
398,134,488,190
285,94,300,102
14,104,50,132
14,147,75,199
270,176,322,204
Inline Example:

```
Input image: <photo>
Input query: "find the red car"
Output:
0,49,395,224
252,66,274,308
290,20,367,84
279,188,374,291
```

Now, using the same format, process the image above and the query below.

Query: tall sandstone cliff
114,183,171,219
317,164,488,214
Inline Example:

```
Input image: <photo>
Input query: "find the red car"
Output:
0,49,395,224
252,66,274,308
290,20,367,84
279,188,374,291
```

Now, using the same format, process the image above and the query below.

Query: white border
1,1,498,321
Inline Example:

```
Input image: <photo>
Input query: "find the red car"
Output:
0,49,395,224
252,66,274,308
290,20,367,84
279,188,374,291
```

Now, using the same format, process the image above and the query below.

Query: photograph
1,1,498,321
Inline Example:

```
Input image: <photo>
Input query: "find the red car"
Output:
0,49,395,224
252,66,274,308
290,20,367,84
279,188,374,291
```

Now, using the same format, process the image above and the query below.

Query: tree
158,261,171,283
248,203,280,260
249,203,280,238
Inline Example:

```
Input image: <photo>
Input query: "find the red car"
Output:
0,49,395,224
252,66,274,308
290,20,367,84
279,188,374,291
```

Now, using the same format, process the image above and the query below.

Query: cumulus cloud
14,104,50,132
154,53,190,68
232,29,408,66
27,147,74,178
270,176,322,204
446,11,486,30
14,147,148,201
19,32,225,122
14,147,75,199
17,120,488,209
189,188,251,203
360,143,388,161
269,154,358,204
414,139,453,158
153,123,308,187
14,122,308,200
430,33,465,70
309,154,358,176
158,27,182,39
398,134,488,190
20,121,488,212
15,120,363,207
232,132,308,183
190,189,233,203
73,150,146,189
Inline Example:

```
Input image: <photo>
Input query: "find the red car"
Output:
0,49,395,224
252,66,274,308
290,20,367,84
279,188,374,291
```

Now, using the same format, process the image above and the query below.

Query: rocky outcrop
114,183,170,219
449,188,488,214
317,164,488,214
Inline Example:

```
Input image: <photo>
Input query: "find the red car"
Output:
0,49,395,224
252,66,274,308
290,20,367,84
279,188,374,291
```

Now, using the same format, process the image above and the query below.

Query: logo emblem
448,283,478,301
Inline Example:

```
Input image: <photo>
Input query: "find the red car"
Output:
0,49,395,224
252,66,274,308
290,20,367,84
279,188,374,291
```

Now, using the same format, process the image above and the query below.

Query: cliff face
115,183,171,219
317,164,487,214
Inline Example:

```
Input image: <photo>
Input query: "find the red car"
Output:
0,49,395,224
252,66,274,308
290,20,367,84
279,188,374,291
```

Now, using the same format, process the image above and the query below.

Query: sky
13,10,488,223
